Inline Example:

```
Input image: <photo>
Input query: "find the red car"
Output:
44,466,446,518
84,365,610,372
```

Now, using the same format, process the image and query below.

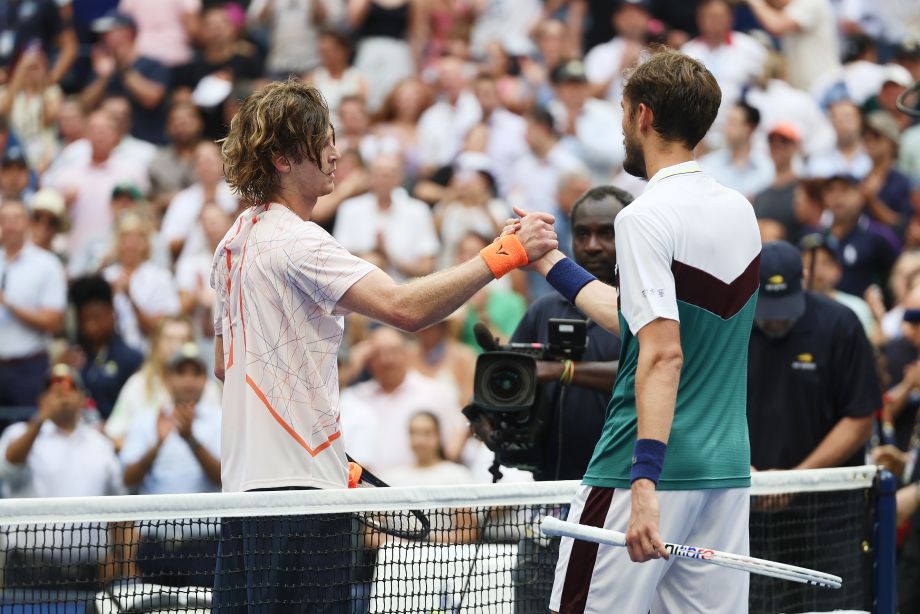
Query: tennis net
0,465,893,613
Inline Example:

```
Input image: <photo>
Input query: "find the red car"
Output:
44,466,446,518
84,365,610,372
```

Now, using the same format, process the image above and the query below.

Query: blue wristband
630,438,667,485
546,258,596,305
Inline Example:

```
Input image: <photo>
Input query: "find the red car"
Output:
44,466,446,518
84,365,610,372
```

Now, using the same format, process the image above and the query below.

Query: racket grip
541,516,627,547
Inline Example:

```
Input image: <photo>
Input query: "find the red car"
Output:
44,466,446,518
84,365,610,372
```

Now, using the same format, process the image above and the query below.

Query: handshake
479,206,564,279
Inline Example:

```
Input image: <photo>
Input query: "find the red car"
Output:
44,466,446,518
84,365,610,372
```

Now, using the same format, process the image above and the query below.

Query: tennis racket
346,454,431,541
540,516,842,589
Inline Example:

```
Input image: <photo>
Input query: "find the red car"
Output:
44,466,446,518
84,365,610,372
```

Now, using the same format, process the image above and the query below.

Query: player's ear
636,103,653,134
272,156,291,174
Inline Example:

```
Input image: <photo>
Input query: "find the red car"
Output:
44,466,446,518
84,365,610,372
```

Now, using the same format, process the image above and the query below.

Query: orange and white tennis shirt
210,203,377,492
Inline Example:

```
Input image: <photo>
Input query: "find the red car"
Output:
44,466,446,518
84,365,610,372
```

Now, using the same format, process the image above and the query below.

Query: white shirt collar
644,160,702,191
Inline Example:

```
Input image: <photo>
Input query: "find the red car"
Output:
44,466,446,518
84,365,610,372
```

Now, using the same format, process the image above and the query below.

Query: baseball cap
824,172,860,186
112,182,143,201
92,10,137,34
30,188,66,220
798,232,839,262
44,363,86,393
864,110,902,145
756,241,806,321
883,63,913,88
2,145,28,168
552,60,588,84
165,342,207,372
767,122,801,143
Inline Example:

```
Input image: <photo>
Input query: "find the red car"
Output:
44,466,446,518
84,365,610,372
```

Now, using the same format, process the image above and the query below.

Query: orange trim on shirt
246,375,341,457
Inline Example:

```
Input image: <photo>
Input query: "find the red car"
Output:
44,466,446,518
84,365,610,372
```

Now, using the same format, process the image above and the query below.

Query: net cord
0,466,878,526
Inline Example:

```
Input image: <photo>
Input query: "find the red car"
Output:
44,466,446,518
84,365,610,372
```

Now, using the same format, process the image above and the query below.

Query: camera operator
509,185,630,482
509,185,629,613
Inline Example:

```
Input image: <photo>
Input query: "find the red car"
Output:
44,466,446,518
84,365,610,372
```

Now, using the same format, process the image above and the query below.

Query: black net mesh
0,483,876,613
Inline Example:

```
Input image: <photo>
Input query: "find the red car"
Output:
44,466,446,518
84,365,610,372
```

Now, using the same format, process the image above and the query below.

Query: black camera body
463,319,588,475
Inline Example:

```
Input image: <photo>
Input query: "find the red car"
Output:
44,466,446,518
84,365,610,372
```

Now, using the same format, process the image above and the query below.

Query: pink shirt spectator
119,0,201,67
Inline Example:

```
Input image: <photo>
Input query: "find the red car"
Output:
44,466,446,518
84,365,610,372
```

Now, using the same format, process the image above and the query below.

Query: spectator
339,326,463,477
102,212,180,353
372,78,433,182
417,56,481,174
311,148,370,230
148,101,204,212
0,364,122,498
433,166,505,268
308,29,368,126
0,146,34,202
249,0,328,79
822,173,900,297
333,153,440,280
808,99,872,179
507,106,586,223
792,177,825,237
809,33,886,108
699,102,775,199
583,0,652,104
747,238,880,610
121,342,221,494
118,0,201,68
880,285,920,450
67,276,143,420
386,411,475,486
681,0,767,148
521,19,573,107
54,98,85,150
872,251,920,343
799,232,876,336
744,0,841,91
745,50,836,158
408,315,476,407
553,169,592,257
106,315,220,447
864,64,914,129
83,11,170,145
754,122,802,240
28,188,66,257
469,0,540,60
176,203,232,359
861,110,912,228
335,95,381,163
160,140,238,262
45,110,149,277
471,73,527,198
0,45,63,171
348,0,421,112
0,200,66,408
0,0,78,87
546,59,624,184
174,4,262,140
99,95,158,169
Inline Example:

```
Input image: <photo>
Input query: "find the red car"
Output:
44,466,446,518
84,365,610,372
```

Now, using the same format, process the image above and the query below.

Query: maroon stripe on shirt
559,487,615,613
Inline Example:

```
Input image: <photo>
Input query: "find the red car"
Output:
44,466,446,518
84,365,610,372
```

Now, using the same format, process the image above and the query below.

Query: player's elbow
649,344,683,374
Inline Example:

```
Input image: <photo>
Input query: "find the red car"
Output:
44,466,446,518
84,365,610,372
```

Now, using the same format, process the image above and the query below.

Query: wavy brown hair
220,78,332,205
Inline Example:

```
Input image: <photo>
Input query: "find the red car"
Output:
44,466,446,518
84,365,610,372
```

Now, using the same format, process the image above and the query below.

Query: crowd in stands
0,0,919,597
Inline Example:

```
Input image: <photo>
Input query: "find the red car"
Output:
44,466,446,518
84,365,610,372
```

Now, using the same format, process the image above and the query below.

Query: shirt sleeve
614,209,679,335
209,241,228,337
830,309,882,419
0,423,31,484
38,256,67,311
286,228,377,317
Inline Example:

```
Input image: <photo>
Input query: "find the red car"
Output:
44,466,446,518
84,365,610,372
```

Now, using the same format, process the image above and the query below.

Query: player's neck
642,143,695,181
273,190,317,221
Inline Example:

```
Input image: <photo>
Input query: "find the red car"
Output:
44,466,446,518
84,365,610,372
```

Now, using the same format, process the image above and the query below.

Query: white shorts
550,485,750,614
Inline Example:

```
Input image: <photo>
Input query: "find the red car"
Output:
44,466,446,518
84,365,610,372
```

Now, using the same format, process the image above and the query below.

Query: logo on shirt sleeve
641,289,665,298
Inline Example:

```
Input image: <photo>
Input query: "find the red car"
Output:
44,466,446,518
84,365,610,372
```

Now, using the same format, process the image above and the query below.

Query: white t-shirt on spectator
807,147,872,179
0,420,124,498
507,144,587,219
105,371,222,440
417,91,482,169
104,261,181,353
386,460,475,487
584,38,631,103
780,0,842,90
333,188,440,281
0,244,67,359
119,400,222,495
548,97,624,183
342,370,464,478
211,204,377,492
746,79,836,157
161,181,238,249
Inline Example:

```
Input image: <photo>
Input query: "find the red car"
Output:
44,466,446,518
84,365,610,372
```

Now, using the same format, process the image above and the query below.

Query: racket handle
541,516,627,547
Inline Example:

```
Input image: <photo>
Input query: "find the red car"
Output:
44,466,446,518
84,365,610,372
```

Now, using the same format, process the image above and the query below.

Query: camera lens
489,368,522,400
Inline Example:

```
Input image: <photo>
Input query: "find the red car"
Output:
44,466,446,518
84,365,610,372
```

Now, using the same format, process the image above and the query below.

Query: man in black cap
747,240,881,612
81,10,169,144
0,145,33,201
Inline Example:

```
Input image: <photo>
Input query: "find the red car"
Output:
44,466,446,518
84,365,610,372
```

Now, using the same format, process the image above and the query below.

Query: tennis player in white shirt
209,79,557,612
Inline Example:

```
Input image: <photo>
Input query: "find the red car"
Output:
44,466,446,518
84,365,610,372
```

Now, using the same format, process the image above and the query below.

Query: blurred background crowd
0,0,920,587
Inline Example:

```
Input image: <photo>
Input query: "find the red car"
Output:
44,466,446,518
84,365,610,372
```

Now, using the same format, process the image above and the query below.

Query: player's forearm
534,251,620,335
635,351,680,444
795,416,873,470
